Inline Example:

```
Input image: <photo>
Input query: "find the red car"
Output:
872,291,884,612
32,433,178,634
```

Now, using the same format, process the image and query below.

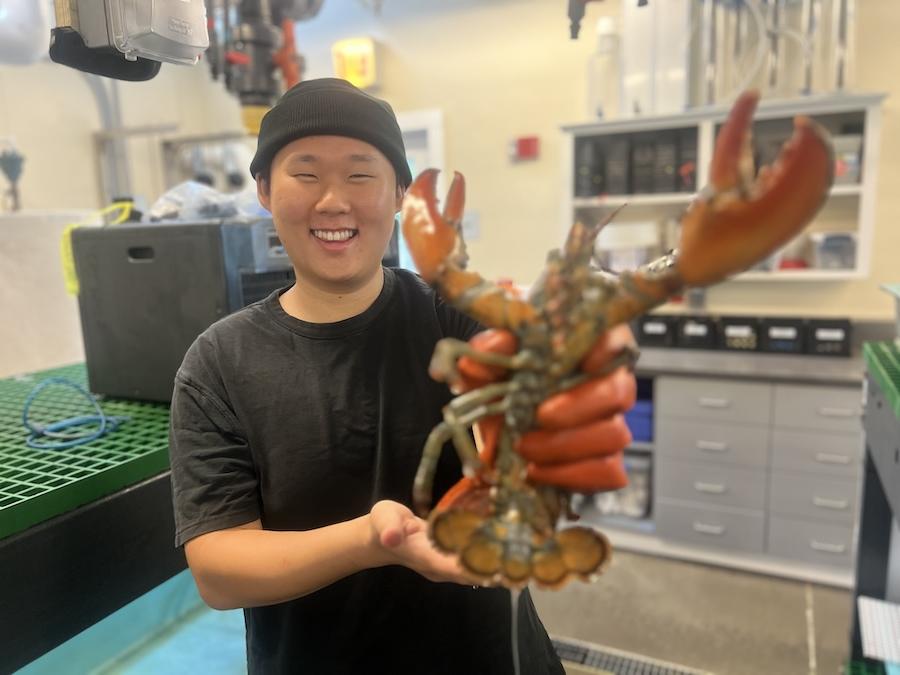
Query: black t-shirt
169,267,564,675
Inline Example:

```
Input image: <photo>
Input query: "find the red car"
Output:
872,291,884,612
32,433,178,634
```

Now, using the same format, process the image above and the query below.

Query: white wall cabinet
561,93,886,281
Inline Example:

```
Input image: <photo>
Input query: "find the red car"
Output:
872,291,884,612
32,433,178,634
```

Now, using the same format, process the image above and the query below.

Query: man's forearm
185,515,384,610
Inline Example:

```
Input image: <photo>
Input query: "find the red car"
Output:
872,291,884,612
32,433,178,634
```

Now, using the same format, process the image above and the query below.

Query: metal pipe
82,73,132,205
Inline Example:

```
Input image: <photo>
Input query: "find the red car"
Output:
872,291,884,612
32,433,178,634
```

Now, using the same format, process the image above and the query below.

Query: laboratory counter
637,347,865,386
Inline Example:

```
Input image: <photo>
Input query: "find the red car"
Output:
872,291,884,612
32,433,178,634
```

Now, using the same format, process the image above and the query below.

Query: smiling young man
169,78,636,674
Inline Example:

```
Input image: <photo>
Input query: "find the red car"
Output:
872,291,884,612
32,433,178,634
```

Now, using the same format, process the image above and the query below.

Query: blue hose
22,377,129,450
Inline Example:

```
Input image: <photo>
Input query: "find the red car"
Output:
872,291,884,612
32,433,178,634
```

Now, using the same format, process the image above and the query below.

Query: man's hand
456,324,638,493
368,500,482,585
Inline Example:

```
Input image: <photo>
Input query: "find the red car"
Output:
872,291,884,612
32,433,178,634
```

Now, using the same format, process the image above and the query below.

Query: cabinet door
770,429,863,478
655,498,765,554
768,516,854,568
656,418,769,468
655,458,767,511
656,376,772,425
769,471,859,524
773,384,863,433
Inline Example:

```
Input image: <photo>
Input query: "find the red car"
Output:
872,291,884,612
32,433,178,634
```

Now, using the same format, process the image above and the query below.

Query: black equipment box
71,219,294,402
760,318,807,354
807,318,852,357
676,316,718,349
634,314,677,348
718,316,761,352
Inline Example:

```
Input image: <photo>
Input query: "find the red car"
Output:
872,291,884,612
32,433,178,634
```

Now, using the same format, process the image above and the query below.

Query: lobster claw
677,90,834,287
401,168,466,283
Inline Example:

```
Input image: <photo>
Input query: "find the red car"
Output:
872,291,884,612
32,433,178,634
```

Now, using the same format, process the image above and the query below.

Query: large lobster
400,91,834,589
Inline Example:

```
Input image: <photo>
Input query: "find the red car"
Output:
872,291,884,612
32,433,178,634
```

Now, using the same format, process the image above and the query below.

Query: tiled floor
532,550,854,675
90,550,854,675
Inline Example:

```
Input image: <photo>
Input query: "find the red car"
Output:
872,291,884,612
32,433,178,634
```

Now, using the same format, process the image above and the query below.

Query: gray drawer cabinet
654,375,863,572
766,383,863,567
654,375,771,556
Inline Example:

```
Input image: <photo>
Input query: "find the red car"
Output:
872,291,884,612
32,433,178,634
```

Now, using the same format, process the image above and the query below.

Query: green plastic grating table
845,660,886,675
863,341,900,421
0,364,170,540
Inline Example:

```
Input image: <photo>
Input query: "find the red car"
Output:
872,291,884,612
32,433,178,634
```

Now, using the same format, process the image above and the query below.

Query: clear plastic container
811,232,857,270
586,17,621,120
107,0,209,65
593,221,661,272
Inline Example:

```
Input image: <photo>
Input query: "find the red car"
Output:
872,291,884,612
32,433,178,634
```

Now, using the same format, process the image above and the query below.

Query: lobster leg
413,382,515,515
429,336,540,392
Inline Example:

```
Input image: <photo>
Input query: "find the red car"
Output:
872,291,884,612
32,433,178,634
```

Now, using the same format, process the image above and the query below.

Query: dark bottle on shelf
677,128,697,192
653,131,679,193
630,134,656,194
574,137,604,197
605,136,630,194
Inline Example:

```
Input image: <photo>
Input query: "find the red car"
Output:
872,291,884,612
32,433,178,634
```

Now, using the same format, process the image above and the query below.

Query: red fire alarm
509,136,540,161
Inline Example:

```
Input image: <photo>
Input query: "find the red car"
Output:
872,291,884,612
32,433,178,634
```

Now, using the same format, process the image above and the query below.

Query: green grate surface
845,661,886,675
0,364,170,540
864,341,900,421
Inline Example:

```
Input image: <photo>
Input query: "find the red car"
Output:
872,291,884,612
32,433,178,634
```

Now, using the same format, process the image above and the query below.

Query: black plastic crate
760,318,807,354
807,318,852,357
676,316,718,350
718,316,762,352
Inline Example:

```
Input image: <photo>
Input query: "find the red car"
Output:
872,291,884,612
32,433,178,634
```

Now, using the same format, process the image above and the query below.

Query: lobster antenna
592,202,627,239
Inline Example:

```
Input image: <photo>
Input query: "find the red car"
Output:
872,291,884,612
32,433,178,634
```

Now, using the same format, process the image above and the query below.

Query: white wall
0,57,244,377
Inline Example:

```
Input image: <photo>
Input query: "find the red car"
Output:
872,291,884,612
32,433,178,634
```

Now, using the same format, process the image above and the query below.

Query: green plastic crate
0,364,170,540
864,341,900,421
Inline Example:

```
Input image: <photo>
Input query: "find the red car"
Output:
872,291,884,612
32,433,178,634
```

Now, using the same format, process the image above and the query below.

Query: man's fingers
526,453,629,493
517,415,631,464
535,368,636,430
370,501,412,548
579,324,638,375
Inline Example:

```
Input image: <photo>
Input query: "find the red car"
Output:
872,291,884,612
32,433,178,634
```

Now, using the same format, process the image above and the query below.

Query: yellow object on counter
60,201,133,295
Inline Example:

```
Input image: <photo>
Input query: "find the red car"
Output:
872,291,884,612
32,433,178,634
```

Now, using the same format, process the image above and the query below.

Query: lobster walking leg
413,381,515,515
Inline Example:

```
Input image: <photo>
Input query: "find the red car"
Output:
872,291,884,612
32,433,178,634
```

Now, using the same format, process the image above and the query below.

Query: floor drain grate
552,637,712,675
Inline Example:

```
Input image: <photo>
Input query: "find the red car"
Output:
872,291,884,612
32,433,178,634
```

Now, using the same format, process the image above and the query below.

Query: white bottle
586,17,621,120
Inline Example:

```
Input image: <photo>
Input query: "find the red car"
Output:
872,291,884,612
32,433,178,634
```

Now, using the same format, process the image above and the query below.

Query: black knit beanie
249,78,412,187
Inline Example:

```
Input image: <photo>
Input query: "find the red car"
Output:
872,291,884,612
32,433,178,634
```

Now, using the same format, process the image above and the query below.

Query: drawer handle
696,440,728,452
809,540,847,554
699,397,731,409
692,522,725,536
813,496,849,510
817,407,856,419
815,452,851,465
694,481,727,494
